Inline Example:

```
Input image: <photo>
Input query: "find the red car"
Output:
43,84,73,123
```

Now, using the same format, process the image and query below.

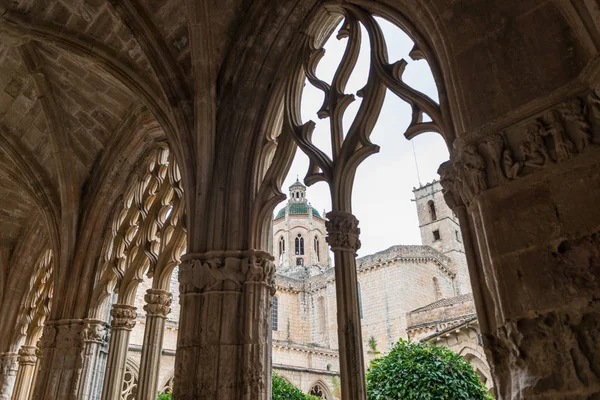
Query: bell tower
273,180,330,273
413,181,471,295
289,177,307,203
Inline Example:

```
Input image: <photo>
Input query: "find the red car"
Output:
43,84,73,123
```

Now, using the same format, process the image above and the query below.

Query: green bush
272,373,319,400
156,392,172,400
366,339,492,400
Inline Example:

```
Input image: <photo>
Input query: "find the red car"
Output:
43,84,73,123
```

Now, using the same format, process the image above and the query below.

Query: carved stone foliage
17,346,37,366
325,211,361,252
440,92,600,207
13,249,54,346
143,289,172,318
82,320,109,344
179,250,275,295
95,143,186,298
110,305,137,331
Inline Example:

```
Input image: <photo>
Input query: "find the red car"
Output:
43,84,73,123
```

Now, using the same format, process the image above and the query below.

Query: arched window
309,382,329,399
428,200,437,221
279,236,285,257
317,296,326,334
358,283,363,319
295,234,304,255
314,236,320,262
121,360,139,400
272,296,278,331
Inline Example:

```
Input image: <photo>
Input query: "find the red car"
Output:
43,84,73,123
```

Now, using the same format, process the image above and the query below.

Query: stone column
11,346,37,400
438,91,600,399
101,304,137,400
136,289,172,400
325,211,367,400
31,319,86,399
0,353,18,400
174,250,275,400
78,319,110,400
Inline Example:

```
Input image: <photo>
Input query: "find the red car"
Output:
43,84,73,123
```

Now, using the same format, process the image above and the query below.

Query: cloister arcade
0,1,599,399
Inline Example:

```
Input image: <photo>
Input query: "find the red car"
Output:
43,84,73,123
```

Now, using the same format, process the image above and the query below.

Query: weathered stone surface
0,1,599,399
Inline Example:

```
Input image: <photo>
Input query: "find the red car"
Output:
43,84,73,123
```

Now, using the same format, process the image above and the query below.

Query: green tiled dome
275,203,322,219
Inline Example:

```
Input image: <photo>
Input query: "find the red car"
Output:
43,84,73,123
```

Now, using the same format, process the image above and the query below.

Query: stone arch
121,358,140,400
458,345,492,386
159,371,174,394
308,380,333,399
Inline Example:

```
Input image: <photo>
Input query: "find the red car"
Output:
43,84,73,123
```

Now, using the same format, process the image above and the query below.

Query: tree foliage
366,339,492,400
272,373,319,400
156,392,172,400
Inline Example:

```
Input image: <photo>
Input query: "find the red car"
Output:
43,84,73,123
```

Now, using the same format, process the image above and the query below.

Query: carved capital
17,346,37,366
325,211,361,252
34,320,85,369
179,250,275,295
37,324,57,350
110,305,137,330
82,319,109,344
143,289,172,318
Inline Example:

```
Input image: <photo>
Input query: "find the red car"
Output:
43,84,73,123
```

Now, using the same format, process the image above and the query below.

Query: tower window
296,258,304,266
428,200,437,221
295,234,304,255
272,296,278,331
314,236,320,262
433,230,441,241
279,236,285,256
455,230,461,242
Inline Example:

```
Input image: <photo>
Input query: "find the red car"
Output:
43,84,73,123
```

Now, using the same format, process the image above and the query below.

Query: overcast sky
274,18,449,257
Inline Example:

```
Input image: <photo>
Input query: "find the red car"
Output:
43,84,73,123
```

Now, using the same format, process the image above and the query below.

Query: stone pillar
438,91,600,399
101,305,136,400
136,289,172,400
174,250,275,400
31,319,86,399
0,353,18,400
11,346,37,400
78,319,110,400
325,211,367,400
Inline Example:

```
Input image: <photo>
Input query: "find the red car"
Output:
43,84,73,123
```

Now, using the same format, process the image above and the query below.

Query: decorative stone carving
143,290,172,318
325,211,361,252
37,324,56,350
82,321,109,344
440,91,600,208
0,354,18,375
179,250,275,294
17,347,37,366
110,306,137,330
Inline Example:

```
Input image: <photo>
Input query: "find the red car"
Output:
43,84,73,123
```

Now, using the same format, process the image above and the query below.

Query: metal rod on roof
412,140,422,186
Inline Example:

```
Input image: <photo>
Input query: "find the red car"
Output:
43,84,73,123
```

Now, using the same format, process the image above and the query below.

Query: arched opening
309,381,332,399
295,234,305,255
279,236,285,258
428,200,437,221
261,4,467,398
121,359,139,400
